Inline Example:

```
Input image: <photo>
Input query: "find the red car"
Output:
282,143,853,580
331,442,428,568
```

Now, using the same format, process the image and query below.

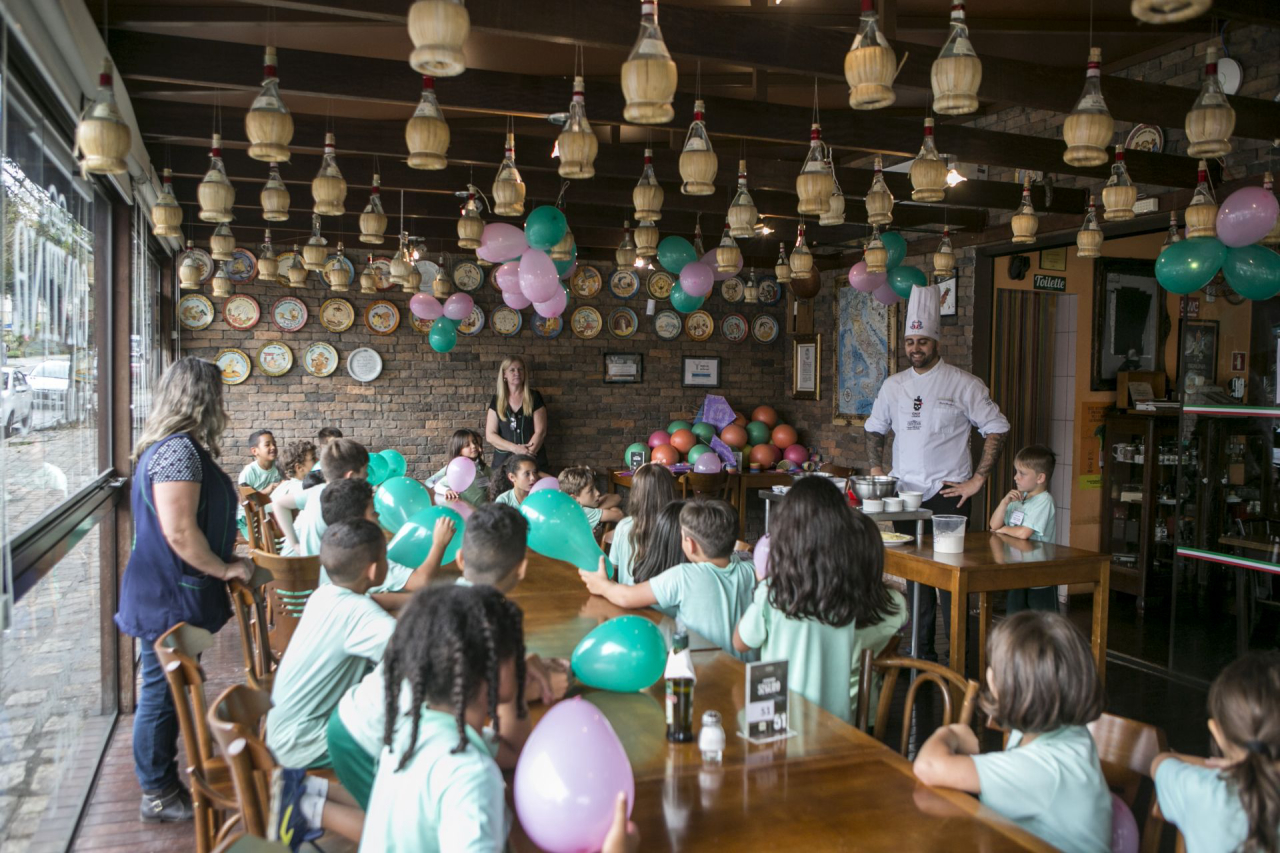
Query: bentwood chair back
678,472,735,504
207,684,276,839
250,550,321,657
1087,713,1171,853
154,623,241,853
228,575,278,693
240,493,277,555
857,649,980,757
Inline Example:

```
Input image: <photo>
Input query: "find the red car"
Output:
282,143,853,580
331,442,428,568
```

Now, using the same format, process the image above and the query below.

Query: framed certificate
793,334,820,400
681,356,721,388
603,353,643,384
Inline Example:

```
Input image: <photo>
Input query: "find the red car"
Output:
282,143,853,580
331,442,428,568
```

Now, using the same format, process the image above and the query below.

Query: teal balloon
374,476,432,534
553,244,578,277
570,616,668,692
888,265,927,298
881,231,907,270
657,236,697,275
691,422,715,444
520,488,614,578
667,420,692,435
365,453,389,487
623,442,649,466
669,282,705,314
429,317,458,353
524,205,567,251
379,449,407,479
1155,237,1226,295
1222,244,1280,301
388,505,465,568
687,444,711,464
746,420,771,446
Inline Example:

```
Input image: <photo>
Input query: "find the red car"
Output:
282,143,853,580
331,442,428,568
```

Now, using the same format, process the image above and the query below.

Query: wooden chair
678,472,735,503
240,493,278,555
154,623,242,853
250,550,322,657
207,684,276,839
1087,713,1171,853
856,648,980,757
819,463,853,478
228,574,278,693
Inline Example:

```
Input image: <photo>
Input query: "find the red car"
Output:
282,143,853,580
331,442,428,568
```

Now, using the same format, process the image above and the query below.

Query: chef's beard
908,350,939,370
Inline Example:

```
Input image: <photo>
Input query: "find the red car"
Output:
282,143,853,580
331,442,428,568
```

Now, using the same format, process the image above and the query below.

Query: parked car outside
2,366,34,436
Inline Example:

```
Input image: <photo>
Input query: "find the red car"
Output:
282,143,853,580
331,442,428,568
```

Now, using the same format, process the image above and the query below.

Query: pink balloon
514,697,634,853
503,289,532,310
700,248,741,282
693,452,722,474
477,222,528,263
496,261,522,293
680,261,714,298
409,293,443,320
530,476,559,494
648,430,671,449
872,282,901,305
445,456,477,492
533,286,567,319
1111,794,1139,853
519,249,561,303
848,260,887,293
1217,185,1280,248
558,260,578,281
448,499,474,521
753,534,771,580
443,292,474,322
784,444,809,465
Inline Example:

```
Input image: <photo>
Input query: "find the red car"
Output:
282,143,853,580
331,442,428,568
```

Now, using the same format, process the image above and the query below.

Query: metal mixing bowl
852,475,899,500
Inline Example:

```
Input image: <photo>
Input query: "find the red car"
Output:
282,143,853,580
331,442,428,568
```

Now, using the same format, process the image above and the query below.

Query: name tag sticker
1009,510,1025,526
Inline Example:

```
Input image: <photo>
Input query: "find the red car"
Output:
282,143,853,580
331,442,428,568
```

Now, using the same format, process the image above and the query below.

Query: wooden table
609,468,793,534
505,551,1058,852
884,532,1111,684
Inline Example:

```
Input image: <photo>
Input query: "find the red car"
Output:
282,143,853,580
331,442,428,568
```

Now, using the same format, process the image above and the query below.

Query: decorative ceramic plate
347,347,383,382
370,258,395,291
178,246,214,285
454,260,484,292
606,307,638,339
178,294,214,330
646,271,674,300
609,269,639,299
458,304,486,337
721,312,748,343
303,342,339,377
532,315,562,339
410,315,436,335
274,251,301,284
752,314,780,344
364,300,400,335
271,296,308,332
320,298,355,333
571,306,602,339
492,306,522,337
487,263,504,292
721,276,745,304
415,259,440,288
685,309,714,342
324,254,355,287
570,265,602,298
654,309,682,341
223,294,261,330
214,348,251,385
757,274,782,306
1125,123,1164,154
227,248,258,283
256,340,293,376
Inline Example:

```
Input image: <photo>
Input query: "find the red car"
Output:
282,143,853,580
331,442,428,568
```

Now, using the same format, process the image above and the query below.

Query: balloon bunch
627,405,812,473
651,235,719,314
475,206,581,322
365,448,406,487
847,231,924,306
519,488,615,577
1157,186,1280,301
409,291,473,353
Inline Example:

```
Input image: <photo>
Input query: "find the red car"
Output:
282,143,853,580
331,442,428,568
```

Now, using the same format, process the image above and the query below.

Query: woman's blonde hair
132,357,228,462
495,356,535,418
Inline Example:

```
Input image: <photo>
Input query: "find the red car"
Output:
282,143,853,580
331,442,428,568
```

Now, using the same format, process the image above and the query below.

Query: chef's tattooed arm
974,432,1007,480
866,430,887,473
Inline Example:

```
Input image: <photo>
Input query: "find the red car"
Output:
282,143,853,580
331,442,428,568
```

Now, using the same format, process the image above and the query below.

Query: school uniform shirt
425,463,491,507
609,516,638,586
581,504,603,530
649,555,756,658
494,489,522,507
361,709,509,853
280,482,327,558
1005,491,1056,543
336,664,398,760
1155,759,1253,853
266,584,397,769
737,585,906,724
237,462,282,523
971,726,1112,853
864,359,1010,500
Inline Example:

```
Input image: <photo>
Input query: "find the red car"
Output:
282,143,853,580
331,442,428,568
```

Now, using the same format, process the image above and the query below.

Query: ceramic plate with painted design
303,342,339,377
454,260,484,292
646,271,674,300
751,314,780,344
458,305,486,336
214,348,251,385
757,274,782,306
609,269,639,299
654,309,682,341
223,294,261,330
571,306,602,339
570,265,602,298
226,248,258,283
320,298,355,333
721,312,748,343
492,306,522,337
607,307,638,339
271,296,308,332
721,276,745,303
364,300,400,335
256,341,293,376
179,294,214,330
685,309,713,342
370,258,395,291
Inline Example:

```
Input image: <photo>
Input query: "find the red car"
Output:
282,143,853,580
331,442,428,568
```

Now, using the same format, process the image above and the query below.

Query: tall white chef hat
904,283,941,341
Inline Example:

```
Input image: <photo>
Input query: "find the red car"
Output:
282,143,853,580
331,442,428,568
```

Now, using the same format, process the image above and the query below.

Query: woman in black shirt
486,355,549,472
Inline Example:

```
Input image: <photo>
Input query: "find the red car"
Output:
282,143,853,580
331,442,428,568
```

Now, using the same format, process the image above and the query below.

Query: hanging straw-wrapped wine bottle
933,228,957,276
864,228,887,273
1185,46,1235,159
1101,145,1136,221
360,175,388,244
727,162,757,238
257,230,279,282
1076,197,1103,259
407,0,469,78
150,169,182,238
1184,160,1218,239
179,241,204,290
635,220,659,259
1011,175,1038,244
845,0,897,109
245,47,292,163
775,242,792,284
209,223,235,262
715,222,741,274
678,100,716,196
492,133,526,217
865,156,894,226
197,134,235,223
261,164,290,222
1160,212,1182,256
819,161,846,227
633,148,664,222
457,189,484,250
311,133,347,216
616,221,638,268
910,119,947,203
558,77,598,179
287,244,309,287
931,2,981,115
621,0,677,124
1062,47,1113,168
76,59,130,177
302,214,329,270
406,76,450,170
796,124,833,216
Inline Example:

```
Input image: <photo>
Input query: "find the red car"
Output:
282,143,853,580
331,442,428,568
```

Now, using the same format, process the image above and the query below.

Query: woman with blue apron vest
115,358,253,824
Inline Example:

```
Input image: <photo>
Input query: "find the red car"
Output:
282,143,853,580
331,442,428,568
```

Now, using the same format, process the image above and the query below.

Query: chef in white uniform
864,283,1010,663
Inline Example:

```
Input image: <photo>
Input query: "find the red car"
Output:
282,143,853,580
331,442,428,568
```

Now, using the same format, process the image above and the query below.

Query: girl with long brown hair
609,463,677,585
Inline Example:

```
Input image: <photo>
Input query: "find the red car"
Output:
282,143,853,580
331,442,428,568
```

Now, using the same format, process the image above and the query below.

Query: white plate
347,347,383,382
881,534,914,547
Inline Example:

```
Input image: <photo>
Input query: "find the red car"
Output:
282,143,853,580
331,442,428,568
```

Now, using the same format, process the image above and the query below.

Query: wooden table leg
977,592,992,687
1091,557,1111,686
949,575,968,679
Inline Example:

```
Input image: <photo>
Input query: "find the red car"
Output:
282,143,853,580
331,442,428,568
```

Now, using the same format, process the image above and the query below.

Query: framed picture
1178,319,1219,393
937,276,957,317
1090,258,1169,391
793,335,821,400
682,356,721,388
1039,247,1067,272
603,353,643,384
834,288,897,425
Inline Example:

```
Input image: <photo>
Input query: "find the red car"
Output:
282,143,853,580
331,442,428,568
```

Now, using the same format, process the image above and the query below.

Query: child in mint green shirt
424,429,492,508
732,477,906,724
607,463,678,586
558,466,624,532
237,429,281,535
914,610,1110,853
990,444,1058,613
489,453,538,508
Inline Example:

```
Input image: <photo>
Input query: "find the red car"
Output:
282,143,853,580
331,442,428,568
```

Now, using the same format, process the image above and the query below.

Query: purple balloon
872,282,901,305
1217,185,1280,248
753,534,771,580
530,476,559,494
477,222,528,263
503,289,532,310
520,248,561,303
496,260,522,293
680,261,714,298
443,292,474,322
700,248,741,282
514,697,634,853
1111,794,1139,853
445,456,476,493
533,286,567,319
693,451,723,474
848,260,886,293
558,260,578,281
409,293,443,320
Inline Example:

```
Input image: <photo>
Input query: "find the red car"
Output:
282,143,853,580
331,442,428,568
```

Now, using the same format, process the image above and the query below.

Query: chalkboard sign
1033,274,1067,292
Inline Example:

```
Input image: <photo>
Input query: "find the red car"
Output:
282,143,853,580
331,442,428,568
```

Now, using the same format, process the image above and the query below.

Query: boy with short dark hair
273,438,370,556
557,466,623,531
455,503,530,591
990,444,1058,613
237,430,282,538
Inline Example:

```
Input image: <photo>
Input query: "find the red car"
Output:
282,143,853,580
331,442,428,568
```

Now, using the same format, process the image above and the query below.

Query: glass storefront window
130,201,160,442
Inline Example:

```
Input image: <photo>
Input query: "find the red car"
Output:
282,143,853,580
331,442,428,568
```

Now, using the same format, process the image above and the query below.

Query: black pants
895,492,970,662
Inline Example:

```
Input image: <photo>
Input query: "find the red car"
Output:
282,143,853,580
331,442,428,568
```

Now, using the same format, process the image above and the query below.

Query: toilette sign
1033,274,1067,293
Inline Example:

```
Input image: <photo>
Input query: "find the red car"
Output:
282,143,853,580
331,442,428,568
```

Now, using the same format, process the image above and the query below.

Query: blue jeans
133,644,180,793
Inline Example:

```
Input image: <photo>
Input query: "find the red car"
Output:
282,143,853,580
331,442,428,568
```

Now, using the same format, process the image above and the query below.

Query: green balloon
669,282,705,314
570,616,668,692
365,453,389,487
691,422,716,444
882,231,907,269
388,505,465,567
888,265,927,298
1223,244,1280,301
667,420,692,435
520,488,614,577
379,449,407,479
374,476,432,534
554,244,578,277
657,235,697,275
623,442,649,466
1155,237,1226,295
524,205,567,251
429,317,458,353
746,420,772,446
687,444,711,464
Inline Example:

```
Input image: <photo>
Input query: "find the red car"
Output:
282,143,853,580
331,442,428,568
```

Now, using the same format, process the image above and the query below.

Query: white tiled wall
1049,294,1078,547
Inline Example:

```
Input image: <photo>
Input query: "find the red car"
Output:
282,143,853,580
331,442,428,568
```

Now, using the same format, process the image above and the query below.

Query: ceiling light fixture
945,157,967,187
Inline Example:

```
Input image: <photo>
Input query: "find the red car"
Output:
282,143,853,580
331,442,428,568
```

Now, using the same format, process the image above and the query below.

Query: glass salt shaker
699,710,725,765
